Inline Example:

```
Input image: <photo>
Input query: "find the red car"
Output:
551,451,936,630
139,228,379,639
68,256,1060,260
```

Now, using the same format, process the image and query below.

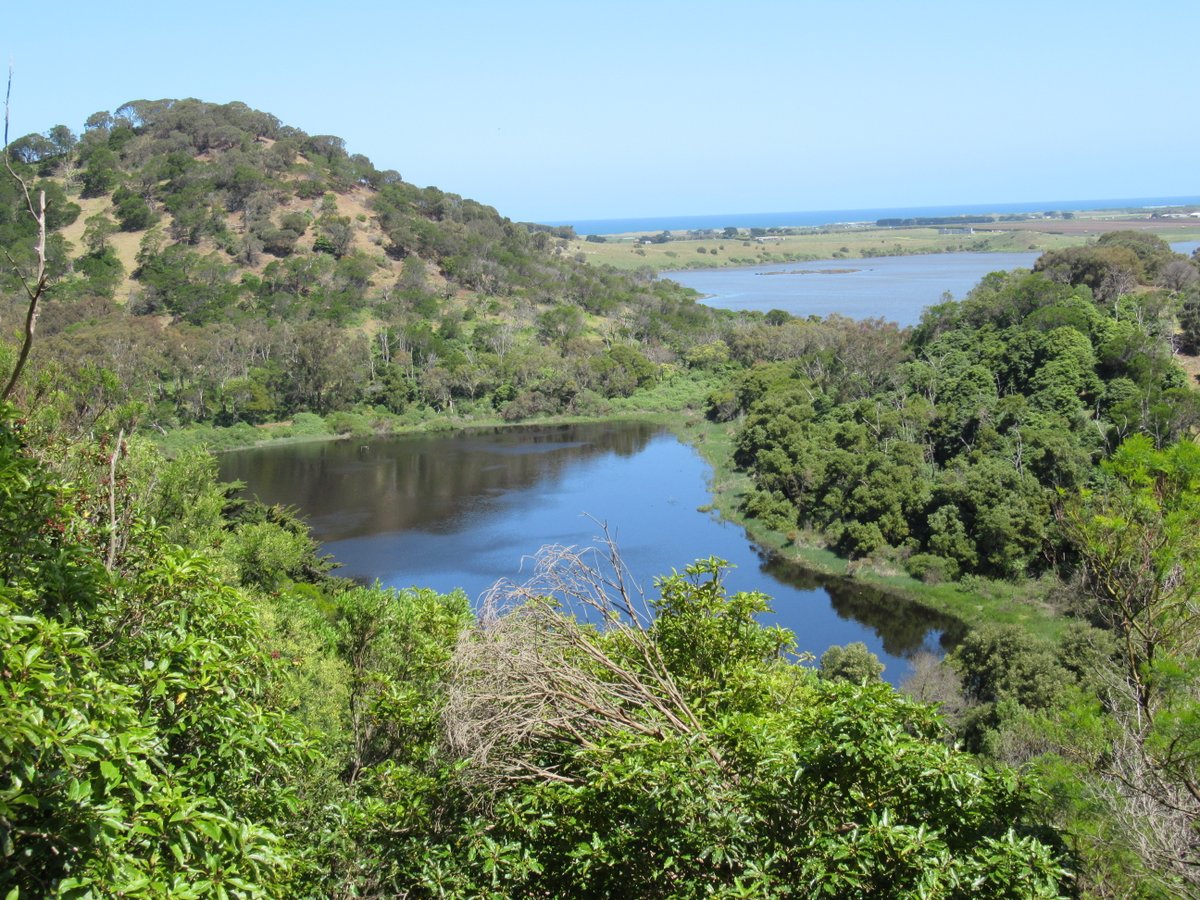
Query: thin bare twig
2,66,49,402
443,533,727,793
105,429,125,571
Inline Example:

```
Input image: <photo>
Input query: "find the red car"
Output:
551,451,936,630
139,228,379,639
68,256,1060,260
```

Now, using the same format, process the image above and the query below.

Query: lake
666,252,1041,326
220,422,962,684
669,242,1200,326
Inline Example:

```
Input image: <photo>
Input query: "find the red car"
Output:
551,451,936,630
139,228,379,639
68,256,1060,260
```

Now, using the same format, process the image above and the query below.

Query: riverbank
669,411,1069,642
162,380,1067,643
152,371,724,457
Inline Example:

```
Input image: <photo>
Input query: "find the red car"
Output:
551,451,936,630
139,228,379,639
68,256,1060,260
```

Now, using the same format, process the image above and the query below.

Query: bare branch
2,66,49,402
105,429,126,571
443,537,727,794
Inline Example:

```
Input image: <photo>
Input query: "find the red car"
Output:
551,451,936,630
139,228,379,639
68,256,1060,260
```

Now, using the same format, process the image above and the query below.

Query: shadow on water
221,422,661,542
759,552,966,659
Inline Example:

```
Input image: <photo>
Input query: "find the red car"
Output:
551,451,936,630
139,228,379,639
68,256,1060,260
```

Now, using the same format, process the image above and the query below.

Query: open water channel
665,252,1040,326
667,242,1199,325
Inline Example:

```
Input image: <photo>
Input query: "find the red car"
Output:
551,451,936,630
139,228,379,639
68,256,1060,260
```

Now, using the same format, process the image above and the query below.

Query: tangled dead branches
442,538,724,790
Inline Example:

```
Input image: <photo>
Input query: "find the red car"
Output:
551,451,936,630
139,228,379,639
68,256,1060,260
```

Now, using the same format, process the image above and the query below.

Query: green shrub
905,552,959,583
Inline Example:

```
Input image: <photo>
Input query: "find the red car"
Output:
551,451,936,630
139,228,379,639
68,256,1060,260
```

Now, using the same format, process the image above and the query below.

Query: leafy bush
0,408,306,896
287,412,331,436
325,410,375,438
743,487,797,532
820,641,886,683
905,552,959,583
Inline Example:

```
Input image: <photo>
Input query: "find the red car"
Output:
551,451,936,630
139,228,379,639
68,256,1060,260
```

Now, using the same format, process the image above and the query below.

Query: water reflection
222,423,660,541
220,423,962,684
756,552,964,660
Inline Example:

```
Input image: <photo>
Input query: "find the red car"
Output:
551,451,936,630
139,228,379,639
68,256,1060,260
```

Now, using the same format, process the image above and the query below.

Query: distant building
938,227,975,235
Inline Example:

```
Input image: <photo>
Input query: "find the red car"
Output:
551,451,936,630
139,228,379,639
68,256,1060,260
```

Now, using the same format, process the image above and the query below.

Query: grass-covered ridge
2,98,736,440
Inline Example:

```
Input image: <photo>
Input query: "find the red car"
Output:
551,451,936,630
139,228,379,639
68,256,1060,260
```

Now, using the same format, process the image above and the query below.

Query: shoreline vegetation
674,414,1068,643
563,208,1200,273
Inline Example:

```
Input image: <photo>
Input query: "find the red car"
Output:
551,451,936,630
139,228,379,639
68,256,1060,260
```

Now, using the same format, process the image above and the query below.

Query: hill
1,98,728,437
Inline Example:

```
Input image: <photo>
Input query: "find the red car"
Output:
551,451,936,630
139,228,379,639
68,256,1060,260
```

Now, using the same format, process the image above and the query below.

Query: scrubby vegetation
725,269,1197,577
2,99,734,440
0,415,1070,896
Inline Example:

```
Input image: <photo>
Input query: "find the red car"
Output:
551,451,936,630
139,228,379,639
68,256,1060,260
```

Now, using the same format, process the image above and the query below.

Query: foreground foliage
0,410,1072,896
0,410,305,896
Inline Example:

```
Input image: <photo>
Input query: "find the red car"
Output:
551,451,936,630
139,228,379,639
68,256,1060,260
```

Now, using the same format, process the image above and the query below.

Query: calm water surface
666,251,1041,325
220,423,961,684
672,244,1200,325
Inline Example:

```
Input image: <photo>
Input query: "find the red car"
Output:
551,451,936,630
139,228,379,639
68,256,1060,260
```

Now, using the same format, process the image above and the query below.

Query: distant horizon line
537,195,1200,232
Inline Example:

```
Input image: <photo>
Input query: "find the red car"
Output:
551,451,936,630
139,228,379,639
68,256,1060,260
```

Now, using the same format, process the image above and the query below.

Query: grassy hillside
1,99,733,439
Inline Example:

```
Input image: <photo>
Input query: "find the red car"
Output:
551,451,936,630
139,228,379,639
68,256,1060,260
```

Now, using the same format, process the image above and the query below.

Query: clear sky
5,0,1197,222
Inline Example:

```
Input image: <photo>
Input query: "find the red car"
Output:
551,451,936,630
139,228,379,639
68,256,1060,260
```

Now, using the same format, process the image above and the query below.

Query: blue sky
6,0,1197,222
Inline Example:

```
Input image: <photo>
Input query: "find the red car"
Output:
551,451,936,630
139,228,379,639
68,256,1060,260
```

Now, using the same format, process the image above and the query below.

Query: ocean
546,196,1200,236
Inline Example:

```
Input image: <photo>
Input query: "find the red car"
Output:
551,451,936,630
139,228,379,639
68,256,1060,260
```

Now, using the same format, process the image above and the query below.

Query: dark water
666,252,1041,327
549,197,1200,236
219,422,962,684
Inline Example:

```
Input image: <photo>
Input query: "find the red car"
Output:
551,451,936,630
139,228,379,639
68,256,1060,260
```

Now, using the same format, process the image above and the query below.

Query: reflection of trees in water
221,422,661,540
761,555,966,659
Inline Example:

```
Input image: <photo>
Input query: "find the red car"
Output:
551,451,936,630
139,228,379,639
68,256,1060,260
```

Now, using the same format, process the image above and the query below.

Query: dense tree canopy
726,269,1197,579
0,410,1073,897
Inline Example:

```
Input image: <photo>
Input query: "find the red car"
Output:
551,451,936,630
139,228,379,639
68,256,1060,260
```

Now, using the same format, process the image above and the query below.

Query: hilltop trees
3,98,731,433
